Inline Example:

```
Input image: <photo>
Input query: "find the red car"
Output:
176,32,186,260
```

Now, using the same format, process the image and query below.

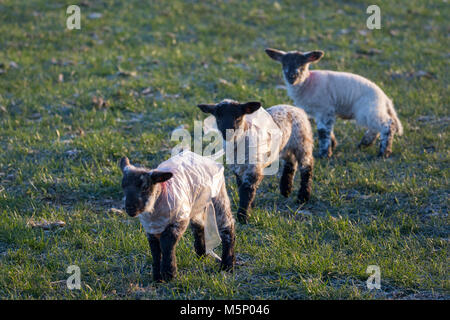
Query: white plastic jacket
138,151,223,254
203,107,282,172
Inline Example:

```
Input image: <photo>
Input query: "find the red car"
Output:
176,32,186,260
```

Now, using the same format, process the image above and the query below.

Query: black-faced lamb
198,99,314,224
265,48,403,158
119,151,235,282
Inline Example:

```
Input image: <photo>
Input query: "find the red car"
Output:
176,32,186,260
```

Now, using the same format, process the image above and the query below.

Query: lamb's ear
304,50,324,63
119,156,131,173
197,104,216,114
265,48,285,62
240,101,262,115
150,171,173,184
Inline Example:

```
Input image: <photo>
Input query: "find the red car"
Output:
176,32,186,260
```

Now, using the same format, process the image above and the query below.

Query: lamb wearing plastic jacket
198,99,314,224
119,151,235,282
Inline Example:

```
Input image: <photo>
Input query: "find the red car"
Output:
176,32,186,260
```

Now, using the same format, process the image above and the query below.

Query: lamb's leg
280,156,297,197
190,221,206,257
213,184,236,271
294,146,314,203
358,129,379,149
298,163,313,203
235,174,242,188
237,170,262,224
330,131,338,151
378,121,395,158
236,174,257,208
218,224,235,271
159,220,189,281
317,116,335,158
147,233,162,282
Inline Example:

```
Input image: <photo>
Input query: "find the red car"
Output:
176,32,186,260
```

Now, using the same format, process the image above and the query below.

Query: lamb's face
197,100,262,140
119,157,172,217
265,48,324,85
281,52,309,85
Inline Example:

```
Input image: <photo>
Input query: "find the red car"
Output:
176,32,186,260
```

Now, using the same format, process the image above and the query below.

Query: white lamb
265,48,403,158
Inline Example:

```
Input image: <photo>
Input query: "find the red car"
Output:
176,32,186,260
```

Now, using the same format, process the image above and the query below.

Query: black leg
280,159,297,197
159,222,187,282
317,128,333,158
317,117,335,158
190,221,206,257
147,233,162,282
298,164,313,203
358,130,379,149
219,225,236,272
237,183,257,223
235,175,242,188
379,122,395,158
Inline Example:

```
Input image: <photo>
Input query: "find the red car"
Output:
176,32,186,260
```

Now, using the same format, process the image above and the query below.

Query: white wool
138,151,223,254
286,70,402,135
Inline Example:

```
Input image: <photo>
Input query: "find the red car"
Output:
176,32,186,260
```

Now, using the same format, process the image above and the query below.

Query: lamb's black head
265,48,324,85
119,157,172,217
197,99,261,140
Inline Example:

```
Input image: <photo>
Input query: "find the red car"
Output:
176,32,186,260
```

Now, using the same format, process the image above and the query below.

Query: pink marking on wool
307,71,317,83
160,181,168,194
302,71,317,91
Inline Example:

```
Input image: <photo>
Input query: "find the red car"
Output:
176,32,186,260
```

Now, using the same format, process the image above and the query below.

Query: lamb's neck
286,70,315,103
144,183,164,215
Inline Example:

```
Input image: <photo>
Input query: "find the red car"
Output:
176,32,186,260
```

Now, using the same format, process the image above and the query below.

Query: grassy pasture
0,0,448,299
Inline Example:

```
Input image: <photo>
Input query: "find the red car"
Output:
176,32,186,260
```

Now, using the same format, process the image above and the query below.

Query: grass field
0,0,448,299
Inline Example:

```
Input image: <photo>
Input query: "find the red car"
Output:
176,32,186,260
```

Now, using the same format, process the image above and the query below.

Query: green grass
0,0,448,299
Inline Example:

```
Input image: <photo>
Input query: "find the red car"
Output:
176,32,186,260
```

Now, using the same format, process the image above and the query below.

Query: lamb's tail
387,99,403,136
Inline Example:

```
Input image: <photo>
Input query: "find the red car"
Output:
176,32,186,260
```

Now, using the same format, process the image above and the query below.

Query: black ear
265,48,285,62
305,50,324,63
119,156,131,172
197,104,216,114
150,171,173,184
240,101,262,115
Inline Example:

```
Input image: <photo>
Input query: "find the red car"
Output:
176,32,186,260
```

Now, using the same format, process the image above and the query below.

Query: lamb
119,151,235,282
265,48,403,158
198,99,314,224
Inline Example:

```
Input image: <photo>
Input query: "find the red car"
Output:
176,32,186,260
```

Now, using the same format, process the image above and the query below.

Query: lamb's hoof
220,261,235,273
318,151,332,159
378,150,392,158
220,265,234,273
297,193,310,204
358,142,374,150
237,213,248,224
161,270,176,282
280,187,292,198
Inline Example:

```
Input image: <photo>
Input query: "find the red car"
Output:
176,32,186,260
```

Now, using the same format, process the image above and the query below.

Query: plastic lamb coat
137,151,227,254
203,107,282,176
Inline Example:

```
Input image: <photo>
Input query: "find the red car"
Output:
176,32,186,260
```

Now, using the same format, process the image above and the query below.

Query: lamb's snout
124,195,143,217
285,70,299,84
